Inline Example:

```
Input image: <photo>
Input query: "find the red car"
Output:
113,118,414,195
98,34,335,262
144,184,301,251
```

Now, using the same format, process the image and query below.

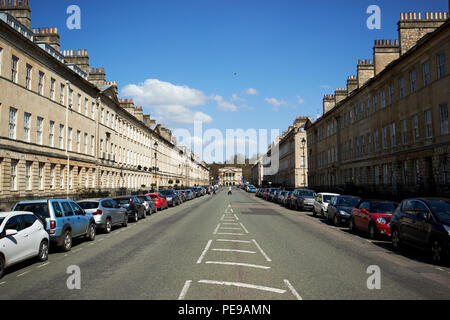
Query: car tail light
50,220,56,229
129,198,133,204
94,210,102,216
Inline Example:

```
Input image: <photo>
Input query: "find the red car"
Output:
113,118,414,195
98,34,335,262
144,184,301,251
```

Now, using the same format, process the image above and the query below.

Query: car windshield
137,196,148,201
0,218,4,226
78,202,99,210
299,190,315,197
323,195,334,203
428,200,450,225
14,203,50,219
115,198,132,205
371,202,396,214
337,197,360,207
149,195,158,199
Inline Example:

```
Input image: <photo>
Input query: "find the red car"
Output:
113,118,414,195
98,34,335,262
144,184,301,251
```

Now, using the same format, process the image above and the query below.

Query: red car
349,200,398,239
146,193,168,211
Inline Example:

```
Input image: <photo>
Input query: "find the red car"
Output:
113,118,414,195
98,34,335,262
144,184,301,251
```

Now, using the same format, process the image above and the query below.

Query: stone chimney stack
323,94,335,114
373,40,400,75
335,88,348,105
357,59,375,88
398,12,448,55
119,99,137,115
143,114,156,128
33,27,61,51
347,75,358,93
0,0,31,28
134,106,144,122
62,49,90,74
88,68,106,88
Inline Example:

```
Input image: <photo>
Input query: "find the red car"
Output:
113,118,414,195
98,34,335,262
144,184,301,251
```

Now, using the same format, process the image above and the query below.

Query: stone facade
218,167,243,186
0,2,209,210
306,12,450,199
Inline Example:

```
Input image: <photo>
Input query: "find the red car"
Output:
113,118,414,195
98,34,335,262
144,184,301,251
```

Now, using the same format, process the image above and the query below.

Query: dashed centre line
197,240,213,264
178,280,192,300
205,261,271,270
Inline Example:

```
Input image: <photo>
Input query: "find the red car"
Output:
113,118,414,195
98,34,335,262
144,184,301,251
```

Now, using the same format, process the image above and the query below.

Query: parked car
248,186,257,193
13,200,96,252
264,188,278,201
289,189,317,211
136,195,158,215
327,195,362,226
159,189,181,207
182,190,194,201
271,189,282,202
313,193,340,218
278,191,288,204
78,198,128,233
176,190,186,203
147,193,168,211
0,211,50,278
390,198,450,264
262,188,271,200
349,200,398,238
282,191,293,207
113,196,146,222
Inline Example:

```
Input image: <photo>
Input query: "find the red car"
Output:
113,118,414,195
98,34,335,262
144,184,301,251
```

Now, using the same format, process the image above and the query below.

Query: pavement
1,188,449,300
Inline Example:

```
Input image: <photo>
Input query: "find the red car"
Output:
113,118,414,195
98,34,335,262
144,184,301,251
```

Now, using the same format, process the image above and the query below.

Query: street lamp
154,141,159,192
301,137,306,187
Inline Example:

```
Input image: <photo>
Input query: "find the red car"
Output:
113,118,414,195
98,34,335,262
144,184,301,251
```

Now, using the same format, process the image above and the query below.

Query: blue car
248,187,257,193
13,199,96,252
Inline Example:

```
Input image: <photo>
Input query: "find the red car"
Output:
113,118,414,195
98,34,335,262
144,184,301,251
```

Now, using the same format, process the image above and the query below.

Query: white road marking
222,223,239,225
198,280,286,294
220,227,242,230
213,224,221,235
239,223,249,234
37,262,50,269
212,249,256,254
197,240,213,264
436,267,445,271
216,233,244,236
216,239,252,243
0,282,5,285
252,239,272,262
284,279,302,300
178,280,192,300
233,214,239,221
205,261,270,269
17,271,31,278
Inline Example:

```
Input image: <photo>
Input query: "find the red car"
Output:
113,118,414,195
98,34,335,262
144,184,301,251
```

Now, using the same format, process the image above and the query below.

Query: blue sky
31,0,448,161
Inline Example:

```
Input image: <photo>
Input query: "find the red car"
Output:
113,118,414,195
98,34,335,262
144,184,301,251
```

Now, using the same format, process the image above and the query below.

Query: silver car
78,198,128,233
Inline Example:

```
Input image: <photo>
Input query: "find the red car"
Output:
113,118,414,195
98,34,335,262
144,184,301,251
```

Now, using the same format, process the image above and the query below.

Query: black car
113,196,146,222
159,189,181,207
390,198,450,264
136,195,158,215
327,195,362,226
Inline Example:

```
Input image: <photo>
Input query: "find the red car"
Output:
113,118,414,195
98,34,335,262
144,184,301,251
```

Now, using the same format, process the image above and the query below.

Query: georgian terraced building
0,0,209,209
306,12,449,198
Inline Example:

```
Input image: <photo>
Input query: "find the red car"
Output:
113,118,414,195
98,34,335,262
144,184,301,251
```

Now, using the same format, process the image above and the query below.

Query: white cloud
265,97,287,111
245,88,259,95
231,93,246,102
297,96,305,105
121,78,212,124
212,95,238,112
320,85,332,89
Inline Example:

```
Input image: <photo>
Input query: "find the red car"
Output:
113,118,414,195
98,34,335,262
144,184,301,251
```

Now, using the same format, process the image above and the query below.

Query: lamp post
301,137,306,187
154,141,159,192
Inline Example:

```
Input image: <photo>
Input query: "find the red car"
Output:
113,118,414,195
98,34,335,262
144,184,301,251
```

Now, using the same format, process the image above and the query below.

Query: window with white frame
84,133,88,154
10,160,18,191
92,102,96,120
101,108,104,124
68,88,73,108
425,109,433,138
440,104,449,135
23,112,31,142
84,98,89,116
412,114,419,142
410,69,417,93
38,163,44,190
77,94,81,112
50,164,55,189
437,53,446,79
11,56,18,83
25,161,32,190
69,166,73,189
8,107,17,140
50,78,56,100
76,130,81,153
38,71,44,95
60,165,65,189
60,84,65,105
59,124,64,149
36,117,43,145
25,64,32,89
422,61,430,86
49,121,54,147
68,127,73,151
91,135,95,156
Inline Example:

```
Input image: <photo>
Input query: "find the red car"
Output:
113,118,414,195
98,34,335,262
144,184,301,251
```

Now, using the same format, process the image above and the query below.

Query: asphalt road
1,189,449,300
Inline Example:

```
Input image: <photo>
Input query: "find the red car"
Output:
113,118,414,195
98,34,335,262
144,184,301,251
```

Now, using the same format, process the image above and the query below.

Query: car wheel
334,214,340,227
368,223,377,239
122,214,128,228
142,210,146,219
105,219,112,234
38,240,49,262
313,208,317,217
391,229,401,250
87,223,96,241
348,218,356,233
134,212,139,222
62,231,72,252
431,239,444,264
